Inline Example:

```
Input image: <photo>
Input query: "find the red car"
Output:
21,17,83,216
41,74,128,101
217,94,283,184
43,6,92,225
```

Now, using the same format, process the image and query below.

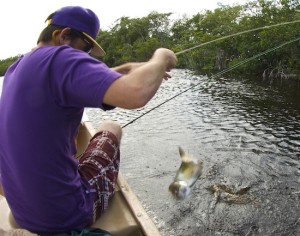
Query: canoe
0,113,161,236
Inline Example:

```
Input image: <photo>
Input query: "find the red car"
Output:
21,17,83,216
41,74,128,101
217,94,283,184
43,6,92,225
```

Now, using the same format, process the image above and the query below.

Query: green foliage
97,12,172,66
97,0,299,80
0,56,19,76
1,0,299,81
188,0,300,79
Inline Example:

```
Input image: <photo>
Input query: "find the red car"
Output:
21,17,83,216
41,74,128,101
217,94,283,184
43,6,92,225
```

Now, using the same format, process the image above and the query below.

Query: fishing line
175,19,300,55
122,36,300,128
210,36,300,79
121,19,300,128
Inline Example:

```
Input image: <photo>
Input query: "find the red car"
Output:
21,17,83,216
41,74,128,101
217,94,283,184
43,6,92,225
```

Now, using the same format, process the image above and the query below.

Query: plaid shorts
78,130,120,222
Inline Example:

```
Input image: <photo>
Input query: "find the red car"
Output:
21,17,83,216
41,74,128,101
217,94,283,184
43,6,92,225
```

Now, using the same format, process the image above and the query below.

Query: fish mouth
169,181,191,200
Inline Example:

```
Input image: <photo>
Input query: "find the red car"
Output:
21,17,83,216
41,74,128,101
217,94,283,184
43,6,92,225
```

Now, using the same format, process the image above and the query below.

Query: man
0,6,177,235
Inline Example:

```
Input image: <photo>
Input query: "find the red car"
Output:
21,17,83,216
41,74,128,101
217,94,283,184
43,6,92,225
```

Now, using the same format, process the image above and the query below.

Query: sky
0,0,246,59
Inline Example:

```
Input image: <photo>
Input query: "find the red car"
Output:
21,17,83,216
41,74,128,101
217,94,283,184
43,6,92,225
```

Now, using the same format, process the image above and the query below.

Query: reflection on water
87,69,300,235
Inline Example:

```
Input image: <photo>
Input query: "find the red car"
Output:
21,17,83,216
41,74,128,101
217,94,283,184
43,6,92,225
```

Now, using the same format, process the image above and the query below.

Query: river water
1,69,300,235
87,69,300,236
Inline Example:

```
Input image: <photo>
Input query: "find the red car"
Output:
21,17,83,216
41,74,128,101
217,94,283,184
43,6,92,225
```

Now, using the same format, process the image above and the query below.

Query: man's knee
97,120,122,143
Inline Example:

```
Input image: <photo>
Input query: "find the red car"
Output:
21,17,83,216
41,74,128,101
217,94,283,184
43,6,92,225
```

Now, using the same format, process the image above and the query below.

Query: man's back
0,46,120,234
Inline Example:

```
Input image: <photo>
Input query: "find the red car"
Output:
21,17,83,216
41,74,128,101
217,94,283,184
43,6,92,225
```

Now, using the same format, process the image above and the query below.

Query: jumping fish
169,147,203,200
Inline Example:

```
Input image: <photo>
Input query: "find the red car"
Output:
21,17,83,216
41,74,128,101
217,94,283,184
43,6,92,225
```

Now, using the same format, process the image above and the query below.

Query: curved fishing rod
122,36,300,128
175,19,300,55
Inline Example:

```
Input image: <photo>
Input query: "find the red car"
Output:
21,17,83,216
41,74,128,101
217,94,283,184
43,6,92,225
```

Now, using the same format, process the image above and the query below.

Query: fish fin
178,147,194,163
178,146,185,158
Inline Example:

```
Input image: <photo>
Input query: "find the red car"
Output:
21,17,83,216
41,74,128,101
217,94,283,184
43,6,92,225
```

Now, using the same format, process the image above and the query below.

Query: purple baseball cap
46,6,105,56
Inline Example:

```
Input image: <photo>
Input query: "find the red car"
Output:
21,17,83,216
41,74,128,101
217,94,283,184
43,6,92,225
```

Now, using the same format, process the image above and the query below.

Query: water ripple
87,69,300,161
88,68,300,235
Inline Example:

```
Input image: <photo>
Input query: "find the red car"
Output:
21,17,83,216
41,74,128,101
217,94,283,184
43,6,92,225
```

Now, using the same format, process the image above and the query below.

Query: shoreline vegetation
1,0,299,84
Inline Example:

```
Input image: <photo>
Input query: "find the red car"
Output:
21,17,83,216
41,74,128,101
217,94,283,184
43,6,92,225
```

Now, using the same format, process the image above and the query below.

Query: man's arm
103,48,177,109
111,62,145,74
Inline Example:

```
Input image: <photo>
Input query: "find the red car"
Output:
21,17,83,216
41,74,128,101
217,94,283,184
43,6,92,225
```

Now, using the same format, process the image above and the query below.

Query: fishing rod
121,20,300,128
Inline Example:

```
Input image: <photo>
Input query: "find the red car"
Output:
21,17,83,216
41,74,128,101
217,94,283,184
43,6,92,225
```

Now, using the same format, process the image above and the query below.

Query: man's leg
78,120,122,222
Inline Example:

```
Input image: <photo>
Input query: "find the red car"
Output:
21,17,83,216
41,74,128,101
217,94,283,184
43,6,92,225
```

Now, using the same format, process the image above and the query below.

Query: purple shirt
0,46,121,234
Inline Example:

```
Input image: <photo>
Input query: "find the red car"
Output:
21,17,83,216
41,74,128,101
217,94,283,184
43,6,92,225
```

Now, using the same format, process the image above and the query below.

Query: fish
169,146,203,200
205,184,255,205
